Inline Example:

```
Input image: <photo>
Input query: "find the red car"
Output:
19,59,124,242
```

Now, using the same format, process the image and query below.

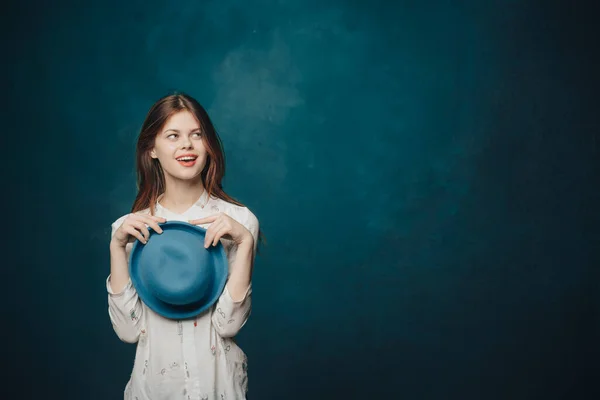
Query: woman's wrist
109,239,127,253
237,234,254,251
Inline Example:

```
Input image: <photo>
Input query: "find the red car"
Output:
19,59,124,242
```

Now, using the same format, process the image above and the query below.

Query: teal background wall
2,0,598,399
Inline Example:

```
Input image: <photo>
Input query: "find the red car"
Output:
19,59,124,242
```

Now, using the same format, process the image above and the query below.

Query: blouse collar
156,188,210,213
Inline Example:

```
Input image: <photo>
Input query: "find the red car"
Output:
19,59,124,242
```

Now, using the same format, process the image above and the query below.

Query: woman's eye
193,132,202,138
168,134,177,139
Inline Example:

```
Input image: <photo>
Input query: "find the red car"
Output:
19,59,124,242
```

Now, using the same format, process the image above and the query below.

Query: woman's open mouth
176,156,197,167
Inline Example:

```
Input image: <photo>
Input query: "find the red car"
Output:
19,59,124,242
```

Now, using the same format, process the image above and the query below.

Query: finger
206,220,226,247
189,214,219,225
211,225,231,247
132,213,166,224
130,220,151,241
203,220,224,248
125,226,147,244
139,216,165,234
131,213,164,220
130,215,165,235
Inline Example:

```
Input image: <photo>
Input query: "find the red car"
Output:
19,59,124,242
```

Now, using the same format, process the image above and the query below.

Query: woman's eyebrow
164,128,201,133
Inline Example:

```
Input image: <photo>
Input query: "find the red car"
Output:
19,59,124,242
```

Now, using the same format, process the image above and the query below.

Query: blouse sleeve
106,215,145,343
211,207,259,338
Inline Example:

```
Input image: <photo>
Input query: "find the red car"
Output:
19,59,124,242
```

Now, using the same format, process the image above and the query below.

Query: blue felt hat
129,220,228,320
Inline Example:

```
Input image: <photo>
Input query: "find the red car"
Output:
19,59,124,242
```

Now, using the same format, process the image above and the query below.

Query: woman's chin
165,170,203,183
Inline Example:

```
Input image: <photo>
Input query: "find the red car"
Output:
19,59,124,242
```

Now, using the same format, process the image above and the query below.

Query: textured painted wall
2,0,598,399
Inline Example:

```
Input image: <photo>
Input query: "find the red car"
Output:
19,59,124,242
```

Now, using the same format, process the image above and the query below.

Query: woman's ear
150,150,157,159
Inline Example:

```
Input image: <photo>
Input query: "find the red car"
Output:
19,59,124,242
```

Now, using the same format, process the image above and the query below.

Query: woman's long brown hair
130,92,264,250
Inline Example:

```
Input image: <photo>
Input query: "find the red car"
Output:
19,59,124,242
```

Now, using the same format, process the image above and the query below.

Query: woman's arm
211,241,255,338
106,218,145,343
190,208,260,338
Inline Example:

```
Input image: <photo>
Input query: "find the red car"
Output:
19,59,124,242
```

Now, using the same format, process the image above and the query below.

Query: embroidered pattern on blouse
221,337,231,353
139,329,147,347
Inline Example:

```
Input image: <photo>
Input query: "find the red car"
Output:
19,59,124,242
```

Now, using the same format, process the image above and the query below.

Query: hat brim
129,221,228,320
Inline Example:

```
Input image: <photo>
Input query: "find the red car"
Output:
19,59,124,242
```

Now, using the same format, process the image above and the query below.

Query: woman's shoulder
214,197,259,229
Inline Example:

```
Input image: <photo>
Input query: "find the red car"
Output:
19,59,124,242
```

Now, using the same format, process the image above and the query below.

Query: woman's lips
177,159,197,167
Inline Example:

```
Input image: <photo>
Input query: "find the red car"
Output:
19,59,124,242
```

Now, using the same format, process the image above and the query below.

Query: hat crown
131,224,226,315
139,242,215,306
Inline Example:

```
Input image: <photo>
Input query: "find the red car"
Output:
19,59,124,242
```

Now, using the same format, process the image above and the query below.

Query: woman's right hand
110,213,167,249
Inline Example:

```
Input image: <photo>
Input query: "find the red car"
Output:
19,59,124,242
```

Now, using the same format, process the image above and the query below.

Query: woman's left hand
188,213,253,249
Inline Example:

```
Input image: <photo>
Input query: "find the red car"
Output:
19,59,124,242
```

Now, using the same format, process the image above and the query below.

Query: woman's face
151,110,208,182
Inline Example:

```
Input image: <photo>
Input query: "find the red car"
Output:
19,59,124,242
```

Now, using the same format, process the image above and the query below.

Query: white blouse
106,189,259,400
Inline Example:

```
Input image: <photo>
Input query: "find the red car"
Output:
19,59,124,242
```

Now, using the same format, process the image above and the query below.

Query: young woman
107,93,260,400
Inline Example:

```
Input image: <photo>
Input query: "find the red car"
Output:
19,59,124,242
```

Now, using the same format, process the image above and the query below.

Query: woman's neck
159,178,205,213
